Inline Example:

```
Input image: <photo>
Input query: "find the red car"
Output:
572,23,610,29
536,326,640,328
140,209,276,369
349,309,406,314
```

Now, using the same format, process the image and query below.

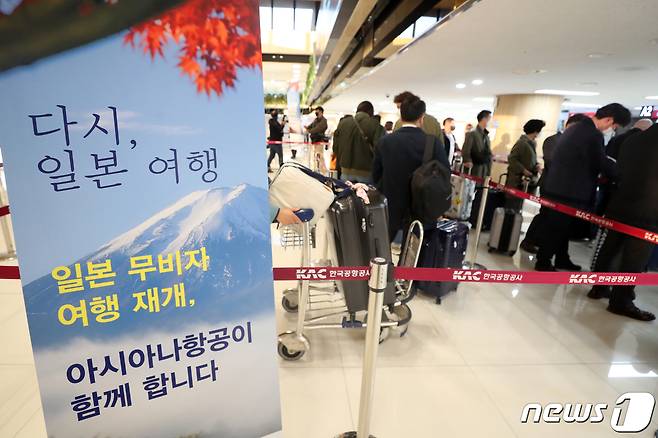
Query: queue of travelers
267,96,656,321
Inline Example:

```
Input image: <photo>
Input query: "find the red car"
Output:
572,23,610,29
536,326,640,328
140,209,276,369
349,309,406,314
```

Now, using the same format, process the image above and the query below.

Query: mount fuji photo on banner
0,1,281,437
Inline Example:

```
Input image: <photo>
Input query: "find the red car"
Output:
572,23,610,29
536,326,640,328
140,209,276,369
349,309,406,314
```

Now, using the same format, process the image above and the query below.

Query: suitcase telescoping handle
459,163,473,175
522,177,530,193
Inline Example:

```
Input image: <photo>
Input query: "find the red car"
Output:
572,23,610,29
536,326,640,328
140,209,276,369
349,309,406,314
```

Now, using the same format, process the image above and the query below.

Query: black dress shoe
555,260,582,271
535,261,556,272
607,304,656,321
520,240,539,253
587,287,611,300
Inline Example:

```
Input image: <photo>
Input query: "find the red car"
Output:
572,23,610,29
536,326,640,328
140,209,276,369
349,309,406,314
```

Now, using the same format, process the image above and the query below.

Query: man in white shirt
442,117,458,164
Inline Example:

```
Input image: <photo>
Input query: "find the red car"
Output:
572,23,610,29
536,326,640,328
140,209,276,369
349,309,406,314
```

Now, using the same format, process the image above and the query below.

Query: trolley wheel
281,295,298,313
277,342,305,361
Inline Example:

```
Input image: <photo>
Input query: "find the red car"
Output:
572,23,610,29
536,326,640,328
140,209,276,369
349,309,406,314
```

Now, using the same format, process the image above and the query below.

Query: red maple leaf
125,0,262,97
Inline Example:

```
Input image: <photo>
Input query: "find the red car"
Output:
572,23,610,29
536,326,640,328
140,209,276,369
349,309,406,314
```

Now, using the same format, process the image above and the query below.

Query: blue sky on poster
0,33,268,283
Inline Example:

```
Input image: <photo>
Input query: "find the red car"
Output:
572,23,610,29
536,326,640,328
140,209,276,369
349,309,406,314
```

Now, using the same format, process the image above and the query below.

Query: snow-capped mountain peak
93,183,265,259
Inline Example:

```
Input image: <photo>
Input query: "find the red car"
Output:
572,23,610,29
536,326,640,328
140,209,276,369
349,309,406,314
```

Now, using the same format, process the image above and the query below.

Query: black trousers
504,194,523,212
267,144,283,168
536,208,573,265
524,206,548,245
592,230,654,308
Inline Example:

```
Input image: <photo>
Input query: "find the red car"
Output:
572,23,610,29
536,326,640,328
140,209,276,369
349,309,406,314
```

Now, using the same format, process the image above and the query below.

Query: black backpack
411,135,452,223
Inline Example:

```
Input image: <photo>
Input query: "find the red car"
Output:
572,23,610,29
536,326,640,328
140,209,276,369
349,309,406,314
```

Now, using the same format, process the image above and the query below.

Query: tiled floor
1,199,658,436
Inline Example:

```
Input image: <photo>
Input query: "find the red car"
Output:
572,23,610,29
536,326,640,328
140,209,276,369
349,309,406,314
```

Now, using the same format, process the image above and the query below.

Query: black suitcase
469,174,507,231
416,220,469,304
329,189,396,312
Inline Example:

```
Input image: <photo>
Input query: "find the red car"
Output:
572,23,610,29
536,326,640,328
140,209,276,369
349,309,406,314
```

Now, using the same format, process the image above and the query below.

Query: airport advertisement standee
0,1,281,437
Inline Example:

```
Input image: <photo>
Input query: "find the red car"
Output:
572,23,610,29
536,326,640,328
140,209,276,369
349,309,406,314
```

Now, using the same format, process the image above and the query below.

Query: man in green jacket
506,119,545,210
462,110,493,178
392,91,444,145
305,106,328,143
332,101,385,183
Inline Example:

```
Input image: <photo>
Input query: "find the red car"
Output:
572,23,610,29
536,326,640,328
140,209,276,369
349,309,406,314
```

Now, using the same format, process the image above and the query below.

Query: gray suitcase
488,207,523,256
445,174,476,220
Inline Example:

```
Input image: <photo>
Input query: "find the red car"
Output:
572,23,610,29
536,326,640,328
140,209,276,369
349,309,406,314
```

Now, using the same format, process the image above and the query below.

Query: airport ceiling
323,0,658,118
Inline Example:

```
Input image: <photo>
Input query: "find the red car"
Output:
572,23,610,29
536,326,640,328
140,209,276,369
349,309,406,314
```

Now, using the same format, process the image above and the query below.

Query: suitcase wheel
507,251,516,257
435,296,442,305
488,247,494,253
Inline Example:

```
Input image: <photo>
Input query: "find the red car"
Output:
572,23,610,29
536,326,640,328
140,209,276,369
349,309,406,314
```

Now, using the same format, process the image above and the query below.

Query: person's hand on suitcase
276,208,302,225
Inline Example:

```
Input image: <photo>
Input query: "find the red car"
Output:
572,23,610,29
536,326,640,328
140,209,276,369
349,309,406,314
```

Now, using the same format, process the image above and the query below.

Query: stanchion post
0,174,15,260
463,176,490,270
337,257,387,438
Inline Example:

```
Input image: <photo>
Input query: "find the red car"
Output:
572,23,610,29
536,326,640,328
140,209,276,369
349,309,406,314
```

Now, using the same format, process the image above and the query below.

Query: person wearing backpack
372,95,450,241
333,101,385,183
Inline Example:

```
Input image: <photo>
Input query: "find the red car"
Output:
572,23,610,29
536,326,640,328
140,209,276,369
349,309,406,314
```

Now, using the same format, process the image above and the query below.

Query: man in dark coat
588,123,658,321
597,118,653,214
372,96,450,241
267,109,285,172
521,113,589,253
535,103,631,271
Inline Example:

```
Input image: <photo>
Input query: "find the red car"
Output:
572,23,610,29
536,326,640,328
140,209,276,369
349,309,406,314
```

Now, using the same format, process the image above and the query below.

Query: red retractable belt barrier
272,266,658,285
454,170,658,244
0,265,654,285
1,171,657,282
0,265,19,279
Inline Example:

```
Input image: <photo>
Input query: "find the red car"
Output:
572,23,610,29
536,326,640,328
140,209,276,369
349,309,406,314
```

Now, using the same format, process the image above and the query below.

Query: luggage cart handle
293,208,315,223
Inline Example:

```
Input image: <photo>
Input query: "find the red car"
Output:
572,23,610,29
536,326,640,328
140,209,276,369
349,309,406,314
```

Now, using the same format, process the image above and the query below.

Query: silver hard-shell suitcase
445,174,476,220
488,207,523,256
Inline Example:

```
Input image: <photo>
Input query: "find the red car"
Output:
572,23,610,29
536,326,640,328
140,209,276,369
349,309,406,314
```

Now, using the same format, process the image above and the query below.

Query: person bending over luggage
505,119,545,211
333,101,385,183
535,103,631,272
372,95,450,242
587,123,658,321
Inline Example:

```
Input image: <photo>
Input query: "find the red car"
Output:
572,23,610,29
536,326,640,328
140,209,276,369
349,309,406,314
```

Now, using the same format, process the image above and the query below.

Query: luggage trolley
277,217,424,361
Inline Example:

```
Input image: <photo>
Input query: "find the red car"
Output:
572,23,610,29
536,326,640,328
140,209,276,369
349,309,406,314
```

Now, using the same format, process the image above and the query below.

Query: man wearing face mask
305,106,328,144
442,117,458,164
535,103,631,272
462,110,493,178
267,109,285,173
